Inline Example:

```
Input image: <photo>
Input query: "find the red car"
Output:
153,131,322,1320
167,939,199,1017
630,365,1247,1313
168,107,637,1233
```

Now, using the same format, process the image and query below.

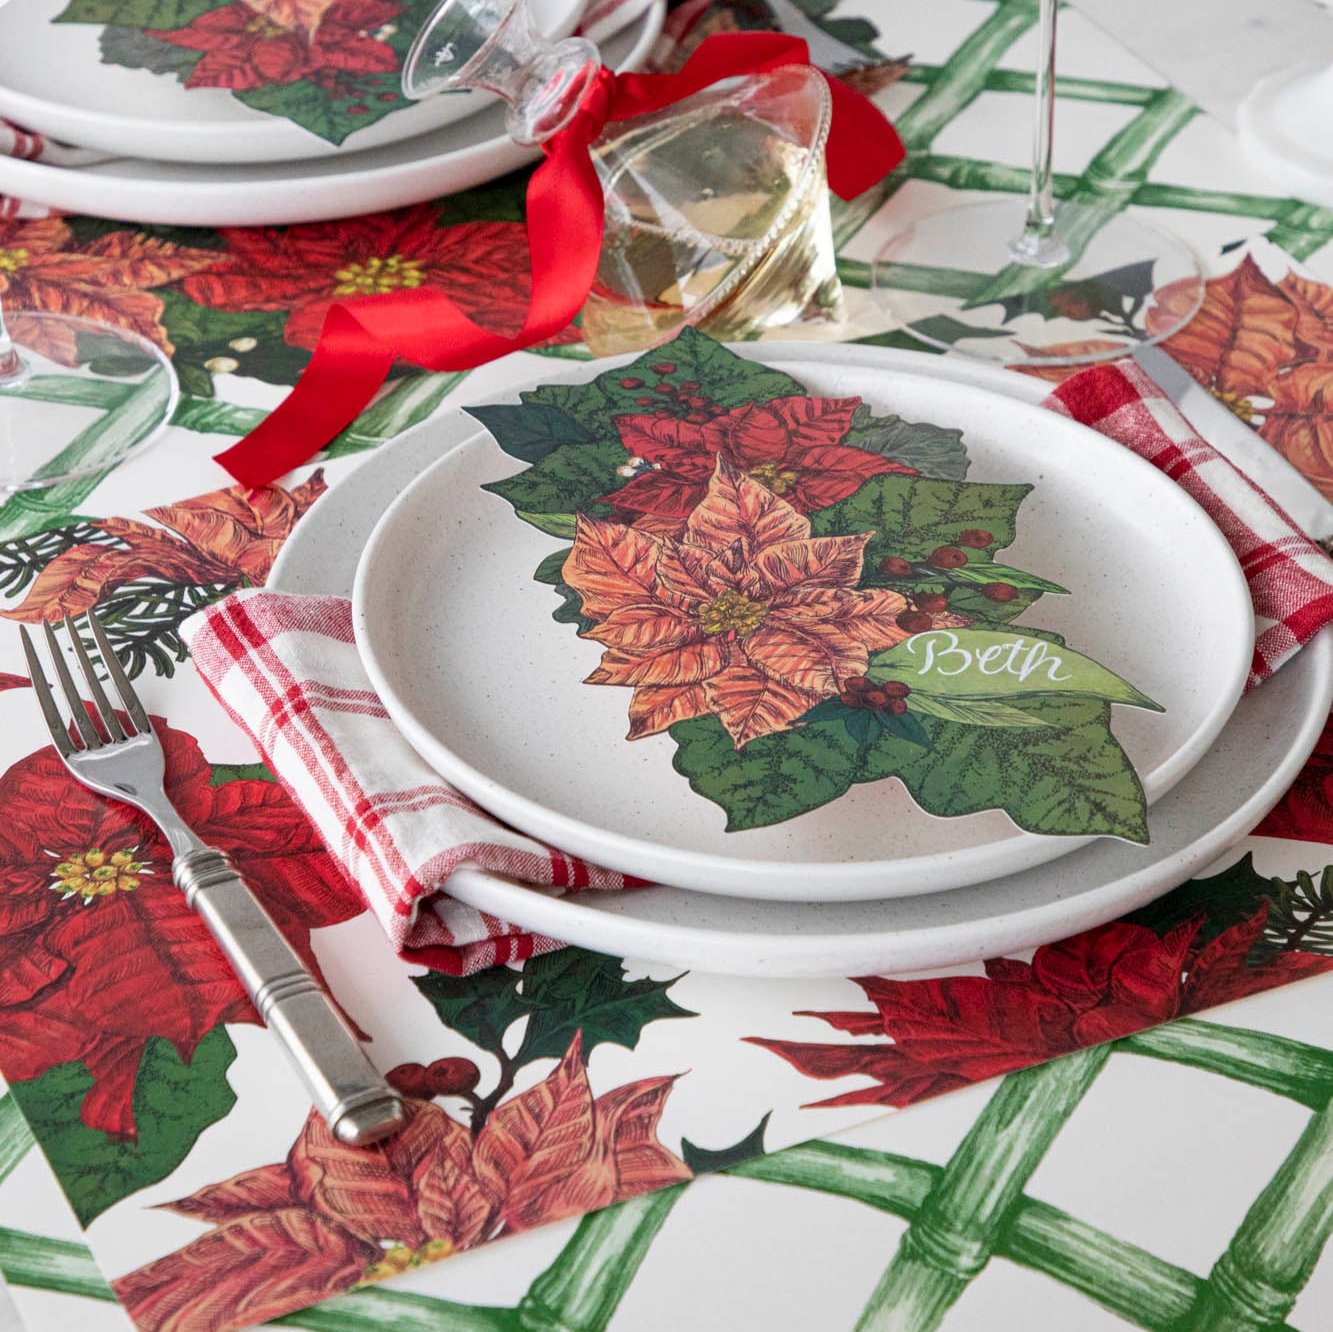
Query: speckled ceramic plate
271,343,1329,976
349,348,1253,902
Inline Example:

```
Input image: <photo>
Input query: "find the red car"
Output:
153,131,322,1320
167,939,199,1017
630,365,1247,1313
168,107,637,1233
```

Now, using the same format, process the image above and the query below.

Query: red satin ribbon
216,32,905,487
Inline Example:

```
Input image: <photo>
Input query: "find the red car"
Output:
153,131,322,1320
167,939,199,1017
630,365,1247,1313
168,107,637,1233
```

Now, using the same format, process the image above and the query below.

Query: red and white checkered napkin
0,118,114,167
1044,359,1333,691
182,591,638,976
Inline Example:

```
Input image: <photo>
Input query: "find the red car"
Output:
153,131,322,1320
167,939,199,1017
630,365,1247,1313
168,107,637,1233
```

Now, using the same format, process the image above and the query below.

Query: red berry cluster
839,676,911,712
619,364,726,424
876,529,1017,608
388,1057,481,1100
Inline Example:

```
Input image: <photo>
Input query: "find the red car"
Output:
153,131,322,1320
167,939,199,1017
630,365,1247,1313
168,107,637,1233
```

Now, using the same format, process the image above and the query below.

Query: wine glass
0,294,177,494
872,0,1204,365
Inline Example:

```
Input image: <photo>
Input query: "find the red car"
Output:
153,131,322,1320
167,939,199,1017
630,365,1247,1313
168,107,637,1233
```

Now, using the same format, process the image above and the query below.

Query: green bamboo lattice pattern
1,1016,1330,1330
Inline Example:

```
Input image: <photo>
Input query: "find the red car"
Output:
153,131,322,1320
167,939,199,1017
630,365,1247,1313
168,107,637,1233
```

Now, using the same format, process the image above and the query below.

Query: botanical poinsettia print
566,458,915,747
750,910,1333,1110
147,0,401,93
0,718,361,1139
604,394,915,530
1257,712,1333,843
0,472,325,625
1149,255,1333,500
115,1032,689,1332
0,216,215,364
180,206,581,352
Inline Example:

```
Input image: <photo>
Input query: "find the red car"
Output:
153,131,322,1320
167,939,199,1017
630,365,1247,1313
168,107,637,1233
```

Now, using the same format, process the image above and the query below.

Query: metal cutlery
21,613,405,1147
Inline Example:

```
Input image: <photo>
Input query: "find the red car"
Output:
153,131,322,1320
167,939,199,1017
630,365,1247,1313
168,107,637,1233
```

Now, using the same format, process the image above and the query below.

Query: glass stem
0,296,28,389
1009,0,1070,267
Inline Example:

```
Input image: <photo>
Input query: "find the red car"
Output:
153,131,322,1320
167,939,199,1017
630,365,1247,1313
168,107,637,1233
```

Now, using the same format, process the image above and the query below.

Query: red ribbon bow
215,32,905,487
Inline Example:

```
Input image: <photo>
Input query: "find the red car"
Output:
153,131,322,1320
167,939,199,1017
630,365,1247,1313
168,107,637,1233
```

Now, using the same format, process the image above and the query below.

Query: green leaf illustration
467,403,593,464
511,950,695,1067
903,315,1013,348
483,439,625,516
800,697,932,748
99,25,201,80
869,628,1163,712
412,966,531,1063
532,549,593,633
234,76,405,148
810,473,1032,568
841,405,971,480
208,761,276,786
517,511,578,540
8,1029,237,1226
944,562,1069,593
57,0,214,25
157,291,307,399
906,692,1054,729
681,1113,771,1175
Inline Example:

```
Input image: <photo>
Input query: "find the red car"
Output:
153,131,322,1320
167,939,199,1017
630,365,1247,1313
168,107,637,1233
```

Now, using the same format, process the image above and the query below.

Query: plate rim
350,349,1254,901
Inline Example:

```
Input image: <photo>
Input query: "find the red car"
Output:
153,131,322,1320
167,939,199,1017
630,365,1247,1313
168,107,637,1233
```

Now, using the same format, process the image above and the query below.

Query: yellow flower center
747,460,800,495
50,847,148,903
244,14,287,37
697,590,768,637
1209,387,1256,424
0,247,29,274
359,1238,454,1284
332,255,426,297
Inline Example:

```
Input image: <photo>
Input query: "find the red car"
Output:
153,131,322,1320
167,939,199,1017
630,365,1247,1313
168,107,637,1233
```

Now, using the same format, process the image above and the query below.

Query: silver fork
21,614,405,1147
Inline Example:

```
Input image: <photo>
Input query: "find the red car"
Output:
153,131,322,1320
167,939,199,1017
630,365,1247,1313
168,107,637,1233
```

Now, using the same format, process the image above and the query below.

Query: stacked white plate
269,343,1333,978
0,0,665,225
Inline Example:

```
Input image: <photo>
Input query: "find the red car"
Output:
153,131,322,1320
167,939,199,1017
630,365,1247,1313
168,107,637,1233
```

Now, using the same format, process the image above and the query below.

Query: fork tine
41,622,100,749
64,615,126,743
19,627,75,758
87,613,150,737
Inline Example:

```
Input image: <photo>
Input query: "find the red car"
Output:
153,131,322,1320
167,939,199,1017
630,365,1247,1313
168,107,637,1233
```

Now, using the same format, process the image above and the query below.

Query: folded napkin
0,118,115,167
182,357,1333,974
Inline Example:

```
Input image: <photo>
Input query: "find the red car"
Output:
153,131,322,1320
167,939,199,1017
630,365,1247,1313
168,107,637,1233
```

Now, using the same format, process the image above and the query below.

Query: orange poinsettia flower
2,473,325,624
115,1032,688,1332
566,458,914,748
0,216,216,365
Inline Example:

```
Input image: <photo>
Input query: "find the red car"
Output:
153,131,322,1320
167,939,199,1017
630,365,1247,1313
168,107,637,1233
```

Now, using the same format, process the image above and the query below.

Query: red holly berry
347,104,369,115
377,92,397,102
981,582,1019,602
886,698,909,715
896,610,934,634
914,592,949,614
864,688,890,709
652,362,676,375
634,396,654,406
878,556,914,578
687,396,709,409
843,675,872,692
654,408,673,418
620,377,644,389
838,690,862,707
928,546,968,569
654,383,675,395
680,380,701,392
958,529,993,548
386,1063,433,1098
882,680,911,698
426,1057,481,1096
685,411,710,423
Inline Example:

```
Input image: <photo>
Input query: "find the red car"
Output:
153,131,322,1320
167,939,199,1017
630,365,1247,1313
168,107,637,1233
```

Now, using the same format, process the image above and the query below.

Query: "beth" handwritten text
905,631,1073,684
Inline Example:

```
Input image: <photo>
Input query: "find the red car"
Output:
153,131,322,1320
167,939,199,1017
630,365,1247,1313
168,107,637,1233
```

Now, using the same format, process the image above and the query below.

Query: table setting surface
2,2,1333,1331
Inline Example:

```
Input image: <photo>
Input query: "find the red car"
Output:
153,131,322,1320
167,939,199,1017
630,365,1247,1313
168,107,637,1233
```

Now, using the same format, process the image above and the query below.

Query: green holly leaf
412,967,531,1062
516,511,577,540
158,290,308,398
682,1113,771,1175
906,692,1054,729
809,473,1032,570
511,949,695,1067
483,440,625,516
234,76,404,148
903,315,1013,349
842,404,970,481
8,1030,237,1226
944,563,1068,594
945,585,1042,623
532,549,593,633
466,403,594,465
99,24,202,80
57,0,214,25
1124,853,1287,945
209,762,276,785
800,697,932,748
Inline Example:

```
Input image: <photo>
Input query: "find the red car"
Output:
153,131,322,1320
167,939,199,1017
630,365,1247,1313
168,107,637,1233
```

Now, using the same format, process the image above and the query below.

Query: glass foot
872,197,1204,367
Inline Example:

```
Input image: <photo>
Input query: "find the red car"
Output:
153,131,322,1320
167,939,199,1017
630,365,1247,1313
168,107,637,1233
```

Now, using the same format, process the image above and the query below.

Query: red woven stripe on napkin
1044,359,1333,690
184,590,639,976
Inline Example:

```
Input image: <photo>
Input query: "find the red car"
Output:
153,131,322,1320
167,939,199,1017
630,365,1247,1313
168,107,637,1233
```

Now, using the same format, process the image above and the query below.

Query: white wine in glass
873,0,1204,366
0,294,177,494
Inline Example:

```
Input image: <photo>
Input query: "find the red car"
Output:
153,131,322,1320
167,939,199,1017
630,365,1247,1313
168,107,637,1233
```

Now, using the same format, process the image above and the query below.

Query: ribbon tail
822,75,905,201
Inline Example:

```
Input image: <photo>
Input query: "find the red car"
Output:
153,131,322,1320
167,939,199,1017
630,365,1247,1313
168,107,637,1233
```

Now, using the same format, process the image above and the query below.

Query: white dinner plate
0,0,585,165
351,349,1252,902
0,1,662,226
270,344,1329,975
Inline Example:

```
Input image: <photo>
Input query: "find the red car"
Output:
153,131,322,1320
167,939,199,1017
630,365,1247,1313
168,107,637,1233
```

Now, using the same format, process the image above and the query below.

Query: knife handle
174,846,405,1146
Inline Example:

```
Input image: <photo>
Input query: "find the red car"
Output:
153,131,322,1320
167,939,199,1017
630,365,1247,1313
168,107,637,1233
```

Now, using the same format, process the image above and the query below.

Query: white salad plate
0,0,586,164
0,1,662,226
270,344,1330,976
350,349,1252,902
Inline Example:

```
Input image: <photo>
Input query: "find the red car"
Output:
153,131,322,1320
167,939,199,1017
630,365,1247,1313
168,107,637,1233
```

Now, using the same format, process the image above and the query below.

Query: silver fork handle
174,847,405,1146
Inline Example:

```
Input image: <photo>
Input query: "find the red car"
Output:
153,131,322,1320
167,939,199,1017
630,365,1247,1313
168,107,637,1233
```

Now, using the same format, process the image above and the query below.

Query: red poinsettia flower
1256,712,1333,843
0,216,215,365
604,394,914,529
566,459,923,747
148,0,401,92
0,718,362,1139
749,910,1333,1110
115,1032,689,1332
1,472,325,625
179,205,581,352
